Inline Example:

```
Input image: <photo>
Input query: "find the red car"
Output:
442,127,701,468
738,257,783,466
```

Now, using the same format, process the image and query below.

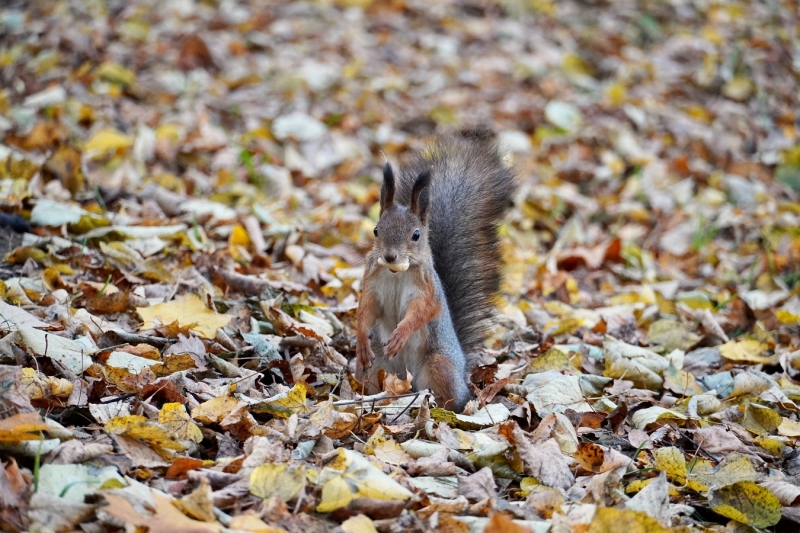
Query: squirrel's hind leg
420,354,470,412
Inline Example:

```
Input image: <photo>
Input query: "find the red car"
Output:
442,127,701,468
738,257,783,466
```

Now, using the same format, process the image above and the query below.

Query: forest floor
1,0,800,532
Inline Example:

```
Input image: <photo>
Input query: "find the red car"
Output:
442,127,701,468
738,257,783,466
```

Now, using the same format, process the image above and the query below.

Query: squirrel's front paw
356,342,375,373
384,329,407,359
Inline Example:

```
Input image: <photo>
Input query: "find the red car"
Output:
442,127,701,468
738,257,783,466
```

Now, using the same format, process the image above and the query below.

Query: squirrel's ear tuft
380,162,395,214
410,170,431,222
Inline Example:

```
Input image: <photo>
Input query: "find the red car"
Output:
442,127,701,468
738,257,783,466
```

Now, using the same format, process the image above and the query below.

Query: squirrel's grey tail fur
398,129,517,355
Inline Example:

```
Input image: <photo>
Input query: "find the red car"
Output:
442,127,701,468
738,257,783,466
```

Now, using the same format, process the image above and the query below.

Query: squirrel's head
372,163,431,273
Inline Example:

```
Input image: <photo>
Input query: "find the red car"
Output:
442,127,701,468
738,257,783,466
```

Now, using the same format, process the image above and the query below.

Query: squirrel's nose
384,253,396,263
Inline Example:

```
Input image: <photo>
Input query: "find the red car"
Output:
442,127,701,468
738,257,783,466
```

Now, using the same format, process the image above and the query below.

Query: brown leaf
0,459,31,530
477,378,509,404
178,35,216,71
513,425,574,490
485,513,533,533
575,442,605,472
140,379,189,405
103,492,224,533
29,492,95,532
174,477,216,522
692,425,763,457
580,411,607,429
333,497,407,521
166,457,206,480
0,366,37,417
43,146,84,195
83,291,134,314
407,449,455,477
458,467,496,502
7,120,67,152
383,371,413,395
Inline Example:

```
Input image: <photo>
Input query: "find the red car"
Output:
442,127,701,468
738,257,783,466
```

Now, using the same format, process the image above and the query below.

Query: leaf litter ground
0,0,800,532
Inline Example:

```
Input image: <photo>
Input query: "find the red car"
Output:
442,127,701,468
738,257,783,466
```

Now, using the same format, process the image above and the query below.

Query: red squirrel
356,130,517,412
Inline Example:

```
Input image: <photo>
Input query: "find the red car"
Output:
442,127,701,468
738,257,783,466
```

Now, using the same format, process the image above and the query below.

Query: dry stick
389,392,420,424
470,383,495,424
100,392,137,404
331,391,422,406
677,428,720,462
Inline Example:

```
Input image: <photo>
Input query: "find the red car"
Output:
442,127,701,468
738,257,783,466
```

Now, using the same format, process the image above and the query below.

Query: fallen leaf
159,403,203,443
719,338,774,365
316,449,413,512
137,294,233,339
709,481,780,528
587,507,670,533
249,463,306,502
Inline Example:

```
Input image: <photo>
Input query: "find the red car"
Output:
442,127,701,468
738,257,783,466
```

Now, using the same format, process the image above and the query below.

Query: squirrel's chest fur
372,268,431,368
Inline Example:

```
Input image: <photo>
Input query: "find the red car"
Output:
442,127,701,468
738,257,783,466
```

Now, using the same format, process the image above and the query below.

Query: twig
677,429,720,462
331,391,422,406
389,392,420,424
100,393,137,404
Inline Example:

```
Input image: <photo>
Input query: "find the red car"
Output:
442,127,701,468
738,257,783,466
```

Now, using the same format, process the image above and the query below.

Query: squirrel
356,130,517,412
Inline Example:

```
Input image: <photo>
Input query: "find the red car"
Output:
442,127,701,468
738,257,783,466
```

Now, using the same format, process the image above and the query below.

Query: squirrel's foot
384,329,407,359
356,342,375,374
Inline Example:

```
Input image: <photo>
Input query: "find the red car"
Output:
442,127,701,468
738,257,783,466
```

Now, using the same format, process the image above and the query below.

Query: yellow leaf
776,309,799,324
755,436,785,457
709,481,781,528
229,224,250,247
675,291,714,309
249,463,305,502
251,384,309,419
159,403,203,443
663,365,705,396
316,449,413,513
742,403,782,436
722,76,753,101
22,367,73,399
543,317,585,336
529,348,573,373
688,453,761,492
83,128,134,159
0,412,49,442
604,82,627,107
700,25,724,45
518,477,539,497
587,507,670,533
625,478,682,498
228,514,286,533
95,61,136,86
653,447,687,485
341,515,378,533
105,415,186,452
191,396,241,424
719,338,773,364
137,294,233,339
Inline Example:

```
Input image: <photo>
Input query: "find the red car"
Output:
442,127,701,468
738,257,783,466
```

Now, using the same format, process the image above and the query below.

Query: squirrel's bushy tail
400,130,517,355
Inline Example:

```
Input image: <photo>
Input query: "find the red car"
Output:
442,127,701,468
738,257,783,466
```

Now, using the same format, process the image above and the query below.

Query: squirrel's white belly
371,269,428,379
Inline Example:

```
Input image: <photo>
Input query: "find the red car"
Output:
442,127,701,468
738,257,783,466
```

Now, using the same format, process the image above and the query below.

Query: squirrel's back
395,130,517,354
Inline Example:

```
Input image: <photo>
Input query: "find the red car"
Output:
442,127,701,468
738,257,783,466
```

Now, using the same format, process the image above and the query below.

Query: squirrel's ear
410,170,431,222
380,162,395,213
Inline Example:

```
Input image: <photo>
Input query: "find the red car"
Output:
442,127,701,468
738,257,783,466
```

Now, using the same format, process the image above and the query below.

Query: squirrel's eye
373,227,378,237
412,229,420,241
